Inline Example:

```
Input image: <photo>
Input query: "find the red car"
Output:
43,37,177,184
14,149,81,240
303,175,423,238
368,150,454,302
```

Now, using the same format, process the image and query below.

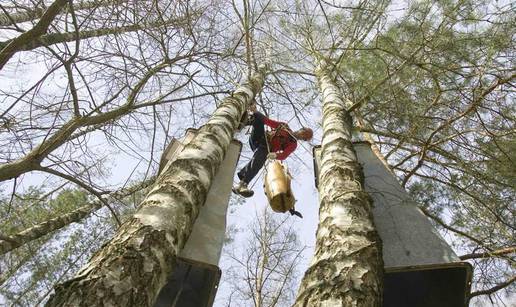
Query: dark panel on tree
154,258,221,307
384,264,472,307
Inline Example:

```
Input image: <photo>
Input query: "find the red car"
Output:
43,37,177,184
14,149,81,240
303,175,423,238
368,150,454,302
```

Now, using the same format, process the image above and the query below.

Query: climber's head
294,127,313,141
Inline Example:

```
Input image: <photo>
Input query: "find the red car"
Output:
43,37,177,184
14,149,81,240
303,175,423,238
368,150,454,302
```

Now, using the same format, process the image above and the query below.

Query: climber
232,104,313,202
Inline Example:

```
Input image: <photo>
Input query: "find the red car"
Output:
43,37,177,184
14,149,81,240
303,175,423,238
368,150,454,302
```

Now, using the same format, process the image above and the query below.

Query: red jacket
262,116,297,160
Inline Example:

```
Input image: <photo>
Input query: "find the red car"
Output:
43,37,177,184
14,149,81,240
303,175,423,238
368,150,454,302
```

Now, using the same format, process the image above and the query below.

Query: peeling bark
44,67,267,307
294,63,383,307
0,178,154,256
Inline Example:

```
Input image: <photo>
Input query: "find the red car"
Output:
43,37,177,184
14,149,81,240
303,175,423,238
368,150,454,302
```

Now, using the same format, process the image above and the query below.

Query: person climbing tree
232,104,313,199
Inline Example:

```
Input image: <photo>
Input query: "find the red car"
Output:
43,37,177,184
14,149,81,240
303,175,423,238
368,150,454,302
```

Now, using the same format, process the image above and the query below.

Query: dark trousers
238,114,268,184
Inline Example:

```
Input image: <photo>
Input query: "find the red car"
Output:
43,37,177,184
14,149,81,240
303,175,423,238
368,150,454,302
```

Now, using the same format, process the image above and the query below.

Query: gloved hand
277,123,289,130
267,152,278,160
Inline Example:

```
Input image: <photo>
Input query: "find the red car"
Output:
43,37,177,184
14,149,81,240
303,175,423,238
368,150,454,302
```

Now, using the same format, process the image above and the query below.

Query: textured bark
0,0,67,70
0,18,187,52
294,63,383,307
0,0,122,26
0,178,154,255
45,67,267,307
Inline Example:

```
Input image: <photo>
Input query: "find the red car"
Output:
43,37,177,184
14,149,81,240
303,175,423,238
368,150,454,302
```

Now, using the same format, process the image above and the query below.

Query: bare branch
469,275,516,298
460,247,516,261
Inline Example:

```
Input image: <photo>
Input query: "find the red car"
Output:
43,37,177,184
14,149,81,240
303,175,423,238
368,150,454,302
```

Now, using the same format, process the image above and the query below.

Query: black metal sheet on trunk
384,264,472,307
154,258,221,307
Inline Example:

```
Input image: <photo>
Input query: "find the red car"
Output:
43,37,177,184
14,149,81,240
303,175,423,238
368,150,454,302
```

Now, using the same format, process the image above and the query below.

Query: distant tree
0,187,97,305
0,178,154,256
0,177,153,305
219,208,305,307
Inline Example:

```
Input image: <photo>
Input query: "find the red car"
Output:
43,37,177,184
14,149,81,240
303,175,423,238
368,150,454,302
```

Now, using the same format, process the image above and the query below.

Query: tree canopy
0,0,514,305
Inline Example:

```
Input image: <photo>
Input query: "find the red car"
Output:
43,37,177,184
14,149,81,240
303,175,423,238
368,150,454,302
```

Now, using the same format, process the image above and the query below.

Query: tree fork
294,63,383,306
0,0,68,70
0,0,124,27
44,66,267,307
0,16,193,52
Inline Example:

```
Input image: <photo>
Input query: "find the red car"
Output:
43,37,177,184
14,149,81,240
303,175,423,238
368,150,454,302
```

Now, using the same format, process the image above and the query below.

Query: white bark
45,66,267,307
294,63,383,306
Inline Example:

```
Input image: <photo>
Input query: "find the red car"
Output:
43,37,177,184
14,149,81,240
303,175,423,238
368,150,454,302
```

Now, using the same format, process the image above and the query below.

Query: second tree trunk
294,63,383,306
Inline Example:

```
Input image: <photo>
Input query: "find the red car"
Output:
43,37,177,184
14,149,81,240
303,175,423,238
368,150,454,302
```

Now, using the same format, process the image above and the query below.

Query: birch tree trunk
294,63,383,307
45,66,267,307
0,178,154,255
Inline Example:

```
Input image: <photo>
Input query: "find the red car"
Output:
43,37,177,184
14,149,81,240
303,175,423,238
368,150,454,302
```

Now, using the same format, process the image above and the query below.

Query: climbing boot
232,181,254,198
289,209,303,218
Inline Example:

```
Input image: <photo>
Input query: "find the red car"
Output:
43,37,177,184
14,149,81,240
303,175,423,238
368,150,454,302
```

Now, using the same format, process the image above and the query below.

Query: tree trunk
294,63,383,306
44,66,267,307
0,178,154,256
254,217,268,307
0,0,122,27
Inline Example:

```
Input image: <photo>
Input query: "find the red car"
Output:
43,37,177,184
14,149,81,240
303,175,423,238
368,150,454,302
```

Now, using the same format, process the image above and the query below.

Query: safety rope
262,126,273,181
249,165,266,190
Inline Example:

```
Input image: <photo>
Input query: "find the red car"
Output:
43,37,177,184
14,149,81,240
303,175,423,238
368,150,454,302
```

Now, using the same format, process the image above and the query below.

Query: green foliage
480,138,516,188
0,188,116,305
0,188,85,235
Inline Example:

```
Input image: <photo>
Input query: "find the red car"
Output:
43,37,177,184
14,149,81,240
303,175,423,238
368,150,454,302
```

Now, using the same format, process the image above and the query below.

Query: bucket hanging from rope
263,160,296,213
